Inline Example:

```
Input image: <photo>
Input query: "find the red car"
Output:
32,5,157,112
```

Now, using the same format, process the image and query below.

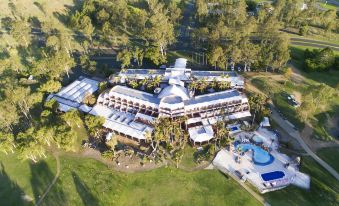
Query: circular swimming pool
236,144,274,166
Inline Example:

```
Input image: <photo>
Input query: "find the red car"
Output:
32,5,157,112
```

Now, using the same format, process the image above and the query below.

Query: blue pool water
261,171,285,181
236,144,274,166
230,126,238,131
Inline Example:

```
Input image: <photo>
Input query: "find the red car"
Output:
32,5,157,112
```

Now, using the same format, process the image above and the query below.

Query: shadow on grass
0,163,28,205
30,161,66,206
72,171,99,206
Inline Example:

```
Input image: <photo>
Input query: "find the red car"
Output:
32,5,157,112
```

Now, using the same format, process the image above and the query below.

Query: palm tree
215,120,227,148
153,75,162,87
173,150,183,168
197,79,208,93
218,80,229,90
210,78,218,90
188,80,198,91
129,79,139,89
249,94,266,125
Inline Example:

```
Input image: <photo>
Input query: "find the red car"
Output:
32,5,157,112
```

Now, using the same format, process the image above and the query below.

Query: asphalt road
269,103,339,181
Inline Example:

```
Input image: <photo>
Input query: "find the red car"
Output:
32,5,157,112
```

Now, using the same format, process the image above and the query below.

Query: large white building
115,58,245,90
95,58,251,144
49,59,251,145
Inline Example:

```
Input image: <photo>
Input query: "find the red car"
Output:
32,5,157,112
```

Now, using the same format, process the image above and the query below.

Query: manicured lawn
319,2,337,10
2,153,339,205
0,154,56,206
250,46,339,139
1,154,260,206
71,120,89,152
0,0,83,50
180,145,198,168
264,157,339,206
317,147,339,173
251,76,305,129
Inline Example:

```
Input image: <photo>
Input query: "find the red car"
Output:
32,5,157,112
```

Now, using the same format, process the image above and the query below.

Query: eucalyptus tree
10,20,31,47
38,80,62,93
208,46,224,70
0,132,15,155
117,49,132,69
144,0,175,58
17,128,47,163
133,47,144,67
0,101,19,132
84,115,105,139
61,109,83,128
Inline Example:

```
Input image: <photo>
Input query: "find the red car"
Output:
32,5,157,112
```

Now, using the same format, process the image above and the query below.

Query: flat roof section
192,71,238,77
56,77,99,104
185,89,242,108
110,85,160,105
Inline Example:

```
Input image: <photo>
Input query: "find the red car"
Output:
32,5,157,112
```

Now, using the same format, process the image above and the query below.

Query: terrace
213,127,310,193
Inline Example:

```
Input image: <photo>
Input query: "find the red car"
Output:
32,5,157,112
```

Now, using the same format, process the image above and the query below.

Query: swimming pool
230,126,238,131
236,144,274,166
261,171,285,181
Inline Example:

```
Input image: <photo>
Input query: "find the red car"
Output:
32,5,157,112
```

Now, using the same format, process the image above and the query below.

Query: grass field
1,153,339,205
0,154,56,206
0,154,261,206
0,0,82,50
317,147,339,173
180,146,198,168
264,156,339,206
319,2,338,10
249,46,339,140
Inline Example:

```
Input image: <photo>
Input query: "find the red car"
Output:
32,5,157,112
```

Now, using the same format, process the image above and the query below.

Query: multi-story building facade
92,58,251,145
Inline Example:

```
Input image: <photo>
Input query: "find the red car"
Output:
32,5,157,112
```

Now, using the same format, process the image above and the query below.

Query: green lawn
264,157,339,206
317,147,339,173
0,0,82,50
0,154,56,206
71,120,89,152
319,2,337,10
251,76,305,129
2,153,339,205
0,154,260,206
250,46,339,139
180,145,198,168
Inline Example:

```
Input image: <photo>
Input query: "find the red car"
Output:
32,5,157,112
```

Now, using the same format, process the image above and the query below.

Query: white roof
79,104,93,113
174,58,187,68
260,117,270,127
58,103,76,112
158,84,189,100
185,89,246,110
56,77,99,103
188,125,214,143
90,105,152,140
90,105,115,118
104,120,152,140
135,112,155,123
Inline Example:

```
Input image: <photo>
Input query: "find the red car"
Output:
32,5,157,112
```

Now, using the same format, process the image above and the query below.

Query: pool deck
213,128,310,193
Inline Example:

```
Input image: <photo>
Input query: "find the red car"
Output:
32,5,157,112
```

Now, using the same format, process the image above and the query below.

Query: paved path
269,104,339,181
36,153,60,206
